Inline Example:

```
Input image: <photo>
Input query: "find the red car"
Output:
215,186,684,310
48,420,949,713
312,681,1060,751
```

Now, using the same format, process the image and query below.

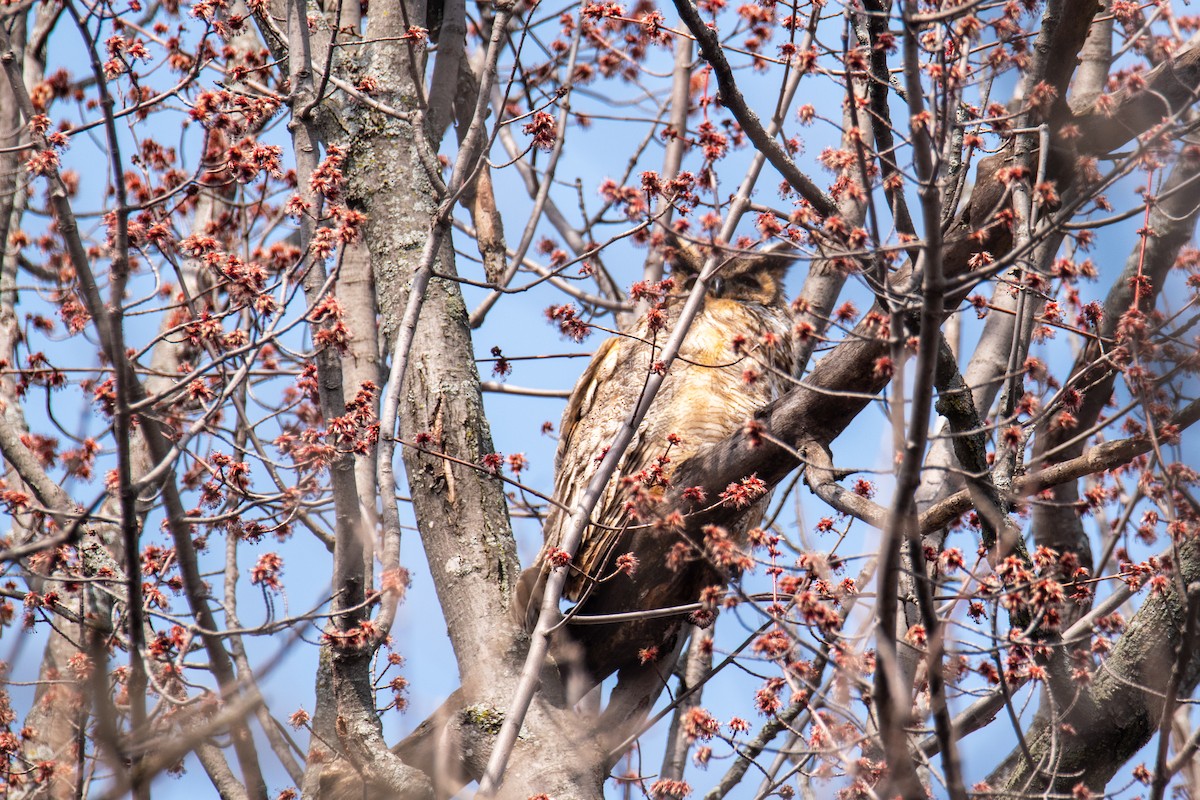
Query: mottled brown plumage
517,244,794,636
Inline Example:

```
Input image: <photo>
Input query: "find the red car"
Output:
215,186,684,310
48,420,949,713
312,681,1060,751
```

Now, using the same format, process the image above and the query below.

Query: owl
516,241,794,678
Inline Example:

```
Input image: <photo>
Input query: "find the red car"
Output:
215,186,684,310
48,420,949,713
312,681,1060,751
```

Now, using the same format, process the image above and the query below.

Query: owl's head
665,238,793,307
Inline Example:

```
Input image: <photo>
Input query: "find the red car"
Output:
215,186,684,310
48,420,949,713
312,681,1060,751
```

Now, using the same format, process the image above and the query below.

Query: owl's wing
554,335,625,478
549,335,638,577
515,335,631,626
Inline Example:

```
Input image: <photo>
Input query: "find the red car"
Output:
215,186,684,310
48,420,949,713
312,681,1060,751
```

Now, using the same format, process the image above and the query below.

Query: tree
0,0,1197,794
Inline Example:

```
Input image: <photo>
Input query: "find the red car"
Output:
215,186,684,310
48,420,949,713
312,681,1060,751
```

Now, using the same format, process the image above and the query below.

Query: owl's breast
644,302,789,460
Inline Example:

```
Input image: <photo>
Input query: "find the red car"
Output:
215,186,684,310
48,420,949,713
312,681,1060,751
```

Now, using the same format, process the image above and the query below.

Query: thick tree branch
988,539,1200,794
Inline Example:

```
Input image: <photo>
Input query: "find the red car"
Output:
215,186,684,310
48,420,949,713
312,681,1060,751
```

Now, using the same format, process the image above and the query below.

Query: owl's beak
708,276,727,298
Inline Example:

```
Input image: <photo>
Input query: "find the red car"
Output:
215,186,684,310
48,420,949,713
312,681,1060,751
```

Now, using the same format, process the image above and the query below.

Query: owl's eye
681,274,699,290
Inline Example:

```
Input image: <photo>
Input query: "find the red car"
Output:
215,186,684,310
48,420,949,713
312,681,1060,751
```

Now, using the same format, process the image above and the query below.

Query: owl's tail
511,563,599,708
512,563,547,633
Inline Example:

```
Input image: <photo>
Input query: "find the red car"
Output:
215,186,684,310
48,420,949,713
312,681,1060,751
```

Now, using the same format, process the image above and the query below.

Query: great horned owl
516,242,794,654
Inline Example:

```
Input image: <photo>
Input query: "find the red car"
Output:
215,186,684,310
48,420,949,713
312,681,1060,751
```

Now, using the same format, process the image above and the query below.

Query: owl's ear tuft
750,240,796,278
663,232,706,277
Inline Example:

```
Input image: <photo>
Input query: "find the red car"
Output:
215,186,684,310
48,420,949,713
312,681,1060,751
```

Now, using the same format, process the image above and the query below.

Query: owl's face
667,241,791,307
